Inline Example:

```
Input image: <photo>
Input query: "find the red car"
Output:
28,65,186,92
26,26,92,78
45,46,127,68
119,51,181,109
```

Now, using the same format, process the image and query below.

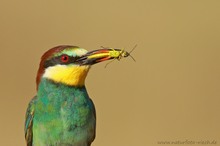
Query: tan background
0,0,220,146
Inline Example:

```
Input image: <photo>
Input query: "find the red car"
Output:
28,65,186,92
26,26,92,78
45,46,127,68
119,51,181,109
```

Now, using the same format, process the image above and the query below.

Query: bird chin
43,64,91,87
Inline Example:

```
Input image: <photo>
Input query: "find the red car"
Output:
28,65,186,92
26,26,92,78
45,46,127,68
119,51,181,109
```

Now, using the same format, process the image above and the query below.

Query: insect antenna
129,44,137,54
129,54,136,62
128,44,137,62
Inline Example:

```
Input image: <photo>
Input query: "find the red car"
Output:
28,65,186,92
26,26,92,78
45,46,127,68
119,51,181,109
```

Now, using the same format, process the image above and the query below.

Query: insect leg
105,58,117,68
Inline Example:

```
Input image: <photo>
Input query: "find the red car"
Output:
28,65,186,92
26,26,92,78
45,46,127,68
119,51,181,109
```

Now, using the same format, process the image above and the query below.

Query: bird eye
61,55,69,63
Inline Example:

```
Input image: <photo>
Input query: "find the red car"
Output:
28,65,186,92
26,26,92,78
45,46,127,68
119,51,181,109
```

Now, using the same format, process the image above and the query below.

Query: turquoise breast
33,79,96,146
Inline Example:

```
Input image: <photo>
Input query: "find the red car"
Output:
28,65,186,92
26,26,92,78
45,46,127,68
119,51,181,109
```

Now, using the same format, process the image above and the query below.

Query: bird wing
89,98,96,143
25,96,37,146
89,98,96,119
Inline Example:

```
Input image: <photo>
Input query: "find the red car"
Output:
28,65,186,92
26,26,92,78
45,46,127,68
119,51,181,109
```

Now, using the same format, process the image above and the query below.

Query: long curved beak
77,48,122,65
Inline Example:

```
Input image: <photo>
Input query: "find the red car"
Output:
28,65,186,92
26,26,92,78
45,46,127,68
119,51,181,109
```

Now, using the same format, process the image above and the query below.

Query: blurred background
0,0,220,145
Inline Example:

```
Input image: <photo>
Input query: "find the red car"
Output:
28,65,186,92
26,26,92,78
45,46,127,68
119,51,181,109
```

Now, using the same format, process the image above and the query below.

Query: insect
102,45,136,68
78,45,136,67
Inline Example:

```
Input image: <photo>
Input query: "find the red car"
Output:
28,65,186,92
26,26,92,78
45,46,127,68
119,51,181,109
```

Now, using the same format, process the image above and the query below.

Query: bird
24,45,118,146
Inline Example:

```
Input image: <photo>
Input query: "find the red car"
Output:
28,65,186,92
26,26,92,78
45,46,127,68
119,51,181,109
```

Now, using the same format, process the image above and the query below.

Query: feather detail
42,65,90,87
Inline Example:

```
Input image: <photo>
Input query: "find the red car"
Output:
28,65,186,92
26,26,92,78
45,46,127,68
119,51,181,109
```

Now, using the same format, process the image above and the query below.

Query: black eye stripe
44,55,80,68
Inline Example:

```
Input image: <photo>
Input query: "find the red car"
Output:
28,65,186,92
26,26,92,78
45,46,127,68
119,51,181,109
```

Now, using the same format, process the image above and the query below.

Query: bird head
36,45,112,90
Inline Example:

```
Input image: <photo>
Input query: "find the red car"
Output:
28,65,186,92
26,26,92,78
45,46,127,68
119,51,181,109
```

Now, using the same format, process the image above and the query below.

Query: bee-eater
24,45,120,146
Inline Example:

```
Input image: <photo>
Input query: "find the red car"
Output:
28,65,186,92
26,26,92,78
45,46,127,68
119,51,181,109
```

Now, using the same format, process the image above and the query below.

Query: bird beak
77,48,120,65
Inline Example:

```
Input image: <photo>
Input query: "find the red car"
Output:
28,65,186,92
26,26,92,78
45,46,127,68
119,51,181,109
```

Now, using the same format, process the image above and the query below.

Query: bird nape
25,45,130,146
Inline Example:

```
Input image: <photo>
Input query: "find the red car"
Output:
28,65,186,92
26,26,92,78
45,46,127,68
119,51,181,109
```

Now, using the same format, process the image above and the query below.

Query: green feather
25,78,96,146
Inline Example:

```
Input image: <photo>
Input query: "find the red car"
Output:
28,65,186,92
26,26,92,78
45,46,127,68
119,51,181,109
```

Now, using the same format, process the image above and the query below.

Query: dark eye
61,55,69,63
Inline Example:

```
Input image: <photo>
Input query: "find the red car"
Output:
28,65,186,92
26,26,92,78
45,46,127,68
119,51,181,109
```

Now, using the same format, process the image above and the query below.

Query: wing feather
24,96,37,146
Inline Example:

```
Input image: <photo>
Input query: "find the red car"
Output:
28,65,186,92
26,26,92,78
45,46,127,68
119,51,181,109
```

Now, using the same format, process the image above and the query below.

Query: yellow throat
43,64,90,86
